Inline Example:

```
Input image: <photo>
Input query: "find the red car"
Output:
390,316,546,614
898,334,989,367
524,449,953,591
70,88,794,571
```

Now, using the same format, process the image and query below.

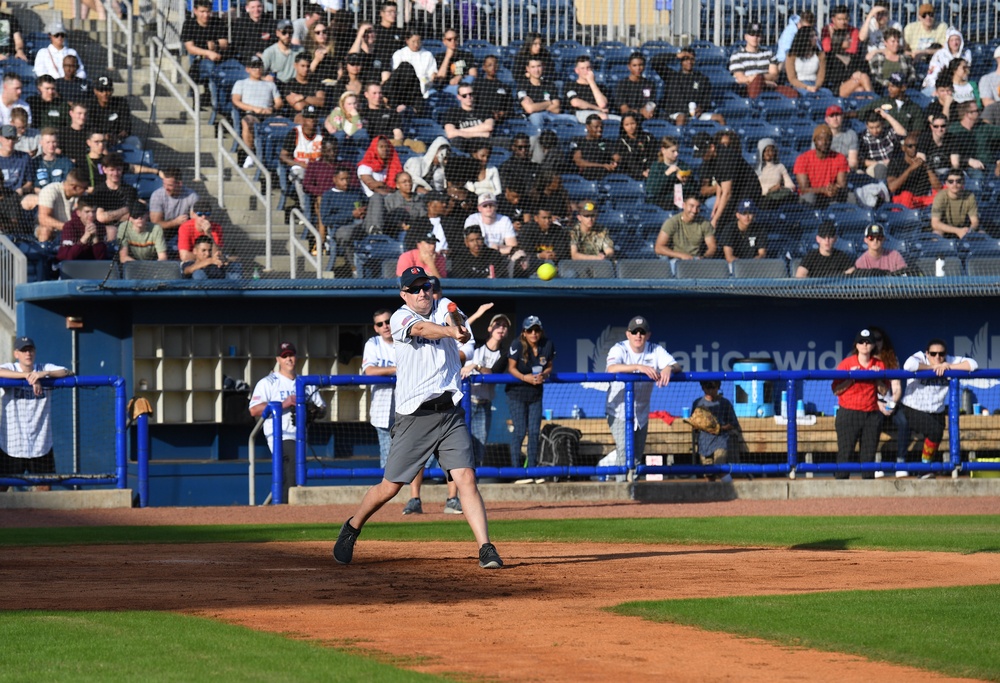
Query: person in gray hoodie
922,28,970,96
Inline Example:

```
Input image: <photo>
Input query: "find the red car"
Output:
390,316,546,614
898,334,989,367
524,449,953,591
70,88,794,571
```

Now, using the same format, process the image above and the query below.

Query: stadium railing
281,369,1000,498
0,235,27,330
103,0,134,96
147,35,203,180
216,116,274,270
288,208,323,279
0,376,151,507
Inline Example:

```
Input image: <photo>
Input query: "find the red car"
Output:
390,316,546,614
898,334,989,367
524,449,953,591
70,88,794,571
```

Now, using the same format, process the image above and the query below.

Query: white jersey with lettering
390,304,463,414
605,341,676,428
0,361,66,458
361,335,396,429
431,296,474,360
249,372,326,451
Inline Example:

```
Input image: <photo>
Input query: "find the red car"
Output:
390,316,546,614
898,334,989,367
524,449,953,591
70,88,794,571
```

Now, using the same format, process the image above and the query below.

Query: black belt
418,393,455,411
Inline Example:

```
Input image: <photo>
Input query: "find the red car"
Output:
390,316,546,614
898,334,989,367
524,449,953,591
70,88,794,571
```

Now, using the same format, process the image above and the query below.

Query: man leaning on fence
249,341,327,502
0,336,72,492
604,316,680,475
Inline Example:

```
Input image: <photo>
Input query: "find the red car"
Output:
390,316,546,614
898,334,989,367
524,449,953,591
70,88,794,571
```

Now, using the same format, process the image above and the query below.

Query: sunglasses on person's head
928,350,947,357
404,281,434,294
374,320,390,328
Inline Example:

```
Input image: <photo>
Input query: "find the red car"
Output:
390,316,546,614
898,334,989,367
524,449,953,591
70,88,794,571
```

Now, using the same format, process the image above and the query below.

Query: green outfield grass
3,516,998,681
0,611,447,683
612,585,1000,681
1,515,998,554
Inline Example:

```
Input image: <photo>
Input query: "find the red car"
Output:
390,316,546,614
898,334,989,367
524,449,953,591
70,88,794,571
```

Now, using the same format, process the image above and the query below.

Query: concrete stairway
77,19,297,276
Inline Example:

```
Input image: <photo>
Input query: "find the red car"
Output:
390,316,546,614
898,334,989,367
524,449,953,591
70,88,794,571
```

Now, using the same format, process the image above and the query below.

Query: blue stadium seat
602,119,621,139
558,260,616,278
596,208,629,232
698,65,737,93
801,93,845,122
966,257,1000,276
959,232,1000,257
209,59,248,126
255,116,294,172
756,92,801,121
907,234,958,258
549,118,586,140
715,96,756,121
916,256,962,276
59,260,119,280
353,235,403,279
617,258,673,279
465,40,503,64
500,118,540,138
561,174,600,201
675,259,730,278
732,258,788,278
820,203,875,238
690,42,728,66
408,118,447,144
600,174,645,208
123,261,183,280
735,121,782,147
642,120,683,139
124,173,163,200
875,203,930,236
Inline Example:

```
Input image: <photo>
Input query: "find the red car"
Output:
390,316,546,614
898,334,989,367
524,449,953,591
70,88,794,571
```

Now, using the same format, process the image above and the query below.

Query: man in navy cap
89,76,132,145
0,336,72,491
333,266,503,569
719,199,767,264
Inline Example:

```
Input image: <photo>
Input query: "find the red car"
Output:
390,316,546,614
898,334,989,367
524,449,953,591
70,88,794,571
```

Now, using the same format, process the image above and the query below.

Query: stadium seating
966,258,1000,276
600,174,645,208
908,234,958,259
732,258,789,278
124,174,163,201
916,256,962,277
756,92,800,121
123,261,183,280
59,260,119,280
641,120,683,139
208,59,248,127
675,259,730,278
560,174,600,201
875,203,929,236
558,260,615,278
617,259,673,279
353,235,403,279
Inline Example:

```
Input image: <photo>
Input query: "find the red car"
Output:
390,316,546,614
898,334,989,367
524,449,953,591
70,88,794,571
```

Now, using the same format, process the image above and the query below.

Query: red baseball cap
825,105,844,117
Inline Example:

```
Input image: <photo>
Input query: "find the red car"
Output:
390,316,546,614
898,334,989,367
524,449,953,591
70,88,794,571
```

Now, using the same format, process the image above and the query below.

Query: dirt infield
3,497,999,682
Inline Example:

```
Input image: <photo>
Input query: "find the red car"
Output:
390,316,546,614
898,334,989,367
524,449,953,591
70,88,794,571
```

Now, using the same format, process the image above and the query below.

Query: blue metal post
295,385,307,488
266,401,284,504
948,378,961,471
114,378,127,489
462,376,473,430
136,413,149,507
624,380,635,472
785,379,798,472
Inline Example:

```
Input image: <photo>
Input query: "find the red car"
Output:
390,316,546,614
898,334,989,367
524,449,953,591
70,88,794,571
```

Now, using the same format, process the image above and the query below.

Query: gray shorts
384,406,474,484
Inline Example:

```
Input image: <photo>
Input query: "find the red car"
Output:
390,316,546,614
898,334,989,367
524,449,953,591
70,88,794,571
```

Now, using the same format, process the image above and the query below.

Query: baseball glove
685,407,720,435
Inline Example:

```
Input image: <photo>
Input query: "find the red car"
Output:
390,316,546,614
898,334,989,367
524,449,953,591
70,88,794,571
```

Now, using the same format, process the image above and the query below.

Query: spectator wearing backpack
605,315,680,474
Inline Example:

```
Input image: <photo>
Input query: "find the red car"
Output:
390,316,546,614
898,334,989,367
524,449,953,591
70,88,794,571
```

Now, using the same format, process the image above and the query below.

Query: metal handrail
216,116,273,271
247,416,272,506
147,35,202,179
288,208,322,279
0,235,27,328
104,0,134,96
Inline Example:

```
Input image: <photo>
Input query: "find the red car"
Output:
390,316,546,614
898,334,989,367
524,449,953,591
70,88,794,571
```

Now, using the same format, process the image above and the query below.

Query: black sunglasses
927,350,947,357
374,320,390,327
52,33,66,38
525,326,542,333
920,12,934,17
404,282,434,294
630,328,648,335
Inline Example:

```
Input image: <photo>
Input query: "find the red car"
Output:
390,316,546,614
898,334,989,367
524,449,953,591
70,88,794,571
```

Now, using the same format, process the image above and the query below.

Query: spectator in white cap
605,316,679,475
33,21,86,80
463,192,519,257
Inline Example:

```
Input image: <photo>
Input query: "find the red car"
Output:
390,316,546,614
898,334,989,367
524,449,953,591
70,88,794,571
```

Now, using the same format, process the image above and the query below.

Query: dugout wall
15,279,1000,505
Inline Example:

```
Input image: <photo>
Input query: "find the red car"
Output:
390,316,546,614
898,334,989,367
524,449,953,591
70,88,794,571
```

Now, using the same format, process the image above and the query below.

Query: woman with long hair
513,33,556,82
785,26,826,93
947,58,981,116
870,327,907,478
613,112,656,180
825,29,874,97
465,142,502,198
304,20,338,83
507,315,555,480
755,138,796,206
645,136,692,209
325,90,364,138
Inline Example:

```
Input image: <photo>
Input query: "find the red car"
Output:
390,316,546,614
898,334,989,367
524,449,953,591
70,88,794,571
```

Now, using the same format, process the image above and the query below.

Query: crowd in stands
5,1,1000,281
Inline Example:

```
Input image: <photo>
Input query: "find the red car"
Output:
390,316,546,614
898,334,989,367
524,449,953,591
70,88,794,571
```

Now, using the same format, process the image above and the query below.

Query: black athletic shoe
478,542,503,569
333,518,360,565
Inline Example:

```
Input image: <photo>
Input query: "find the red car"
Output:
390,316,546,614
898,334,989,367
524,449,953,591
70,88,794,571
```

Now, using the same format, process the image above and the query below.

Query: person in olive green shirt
654,195,716,261
118,204,168,262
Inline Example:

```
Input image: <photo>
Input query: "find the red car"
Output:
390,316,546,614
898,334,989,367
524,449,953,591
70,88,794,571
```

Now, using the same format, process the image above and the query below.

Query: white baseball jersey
249,372,326,451
468,343,503,402
901,351,977,413
391,304,463,414
0,361,65,458
431,296,474,361
361,335,396,429
605,341,676,429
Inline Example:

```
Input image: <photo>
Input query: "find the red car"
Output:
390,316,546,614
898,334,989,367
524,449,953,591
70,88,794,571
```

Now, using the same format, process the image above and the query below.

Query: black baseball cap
816,221,837,238
301,104,319,118
399,266,429,289
277,341,297,357
95,76,114,91
746,22,763,36
692,131,712,157
15,336,35,351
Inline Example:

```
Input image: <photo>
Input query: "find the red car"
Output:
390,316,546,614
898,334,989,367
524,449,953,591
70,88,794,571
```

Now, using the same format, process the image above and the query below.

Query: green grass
1,516,998,554
612,585,1000,681
0,611,447,683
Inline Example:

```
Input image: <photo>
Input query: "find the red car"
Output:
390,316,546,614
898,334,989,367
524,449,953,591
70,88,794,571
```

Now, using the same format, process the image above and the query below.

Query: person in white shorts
334,266,503,569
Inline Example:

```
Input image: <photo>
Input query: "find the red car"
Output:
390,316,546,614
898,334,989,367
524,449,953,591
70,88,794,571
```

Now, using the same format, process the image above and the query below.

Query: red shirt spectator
793,148,849,191
178,203,223,261
833,354,885,411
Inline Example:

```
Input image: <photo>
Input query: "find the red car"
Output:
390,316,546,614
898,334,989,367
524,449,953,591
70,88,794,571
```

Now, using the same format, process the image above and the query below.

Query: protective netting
8,1,1000,300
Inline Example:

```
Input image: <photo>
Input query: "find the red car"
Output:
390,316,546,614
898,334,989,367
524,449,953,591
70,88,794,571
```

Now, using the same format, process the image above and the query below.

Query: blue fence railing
0,376,151,506
291,370,1000,495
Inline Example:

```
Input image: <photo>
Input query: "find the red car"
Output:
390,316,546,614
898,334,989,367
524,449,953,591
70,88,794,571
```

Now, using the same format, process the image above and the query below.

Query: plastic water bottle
935,257,945,277
252,266,261,280
796,399,805,418
571,405,581,419
780,390,788,417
